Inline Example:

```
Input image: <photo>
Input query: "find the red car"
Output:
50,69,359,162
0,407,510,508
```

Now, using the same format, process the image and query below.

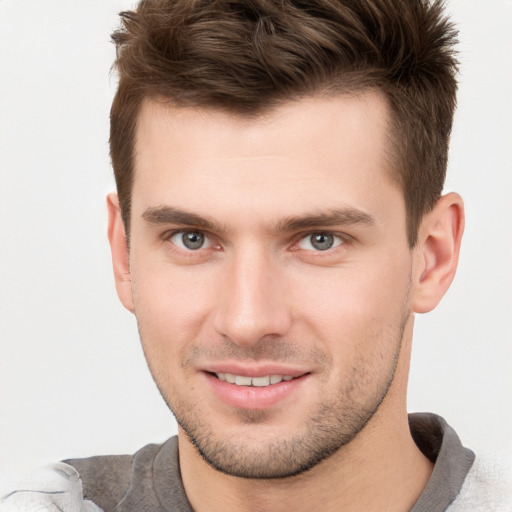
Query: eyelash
293,232,346,252
161,229,350,255
162,230,219,258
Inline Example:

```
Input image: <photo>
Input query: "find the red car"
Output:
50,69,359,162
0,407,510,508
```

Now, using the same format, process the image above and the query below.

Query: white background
0,0,511,492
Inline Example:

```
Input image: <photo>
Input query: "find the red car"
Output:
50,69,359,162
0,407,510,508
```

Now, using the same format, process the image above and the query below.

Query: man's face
126,93,415,478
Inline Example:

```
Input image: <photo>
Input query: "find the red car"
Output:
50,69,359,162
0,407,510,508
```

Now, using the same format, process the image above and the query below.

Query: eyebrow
273,208,376,232
142,206,225,232
142,205,375,233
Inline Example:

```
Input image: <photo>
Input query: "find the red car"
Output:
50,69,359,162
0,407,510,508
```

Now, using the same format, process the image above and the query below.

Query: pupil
311,233,334,251
182,232,204,250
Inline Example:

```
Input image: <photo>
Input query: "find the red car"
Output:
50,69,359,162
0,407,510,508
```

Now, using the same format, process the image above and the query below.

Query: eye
169,231,212,251
297,232,344,251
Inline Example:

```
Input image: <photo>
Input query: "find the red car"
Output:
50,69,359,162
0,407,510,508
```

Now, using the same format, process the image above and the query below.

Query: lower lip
204,372,308,410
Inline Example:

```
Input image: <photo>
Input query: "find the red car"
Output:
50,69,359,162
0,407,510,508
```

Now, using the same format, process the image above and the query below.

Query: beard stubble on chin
139,300,411,480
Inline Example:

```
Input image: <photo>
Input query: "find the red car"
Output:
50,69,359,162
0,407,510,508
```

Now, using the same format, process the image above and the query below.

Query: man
1,0,510,511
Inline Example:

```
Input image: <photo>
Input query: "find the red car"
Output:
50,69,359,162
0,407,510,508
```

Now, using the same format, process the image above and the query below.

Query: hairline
120,85,415,246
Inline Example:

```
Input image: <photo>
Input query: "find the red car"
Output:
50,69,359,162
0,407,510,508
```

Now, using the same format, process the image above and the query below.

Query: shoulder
0,462,103,512
447,455,512,512
64,438,178,511
63,452,133,511
0,437,182,512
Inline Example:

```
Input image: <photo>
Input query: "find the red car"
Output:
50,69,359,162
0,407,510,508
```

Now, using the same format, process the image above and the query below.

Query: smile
214,373,294,387
206,370,309,409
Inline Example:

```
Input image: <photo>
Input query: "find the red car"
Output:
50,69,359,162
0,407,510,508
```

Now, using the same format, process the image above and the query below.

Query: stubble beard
142,307,410,480
175,383,389,479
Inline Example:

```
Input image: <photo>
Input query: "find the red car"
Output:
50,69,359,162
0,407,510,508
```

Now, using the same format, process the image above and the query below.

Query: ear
107,193,135,313
412,192,465,314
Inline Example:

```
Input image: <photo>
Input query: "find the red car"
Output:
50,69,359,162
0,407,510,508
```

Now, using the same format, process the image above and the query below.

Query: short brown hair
110,0,458,246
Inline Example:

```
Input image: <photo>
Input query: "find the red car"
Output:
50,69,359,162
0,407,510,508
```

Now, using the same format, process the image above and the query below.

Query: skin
108,91,464,511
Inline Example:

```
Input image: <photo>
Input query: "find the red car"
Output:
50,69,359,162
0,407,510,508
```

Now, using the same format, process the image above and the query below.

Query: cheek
130,260,218,354
291,256,411,346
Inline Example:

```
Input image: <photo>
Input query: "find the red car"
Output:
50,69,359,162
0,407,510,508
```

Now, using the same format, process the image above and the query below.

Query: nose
213,247,292,347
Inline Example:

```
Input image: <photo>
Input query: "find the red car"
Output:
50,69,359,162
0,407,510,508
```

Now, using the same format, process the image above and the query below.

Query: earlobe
412,193,465,314
107,193,135,313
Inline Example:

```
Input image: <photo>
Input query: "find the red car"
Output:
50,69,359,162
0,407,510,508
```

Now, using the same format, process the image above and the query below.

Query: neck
179,319,433,512
179,413,432,512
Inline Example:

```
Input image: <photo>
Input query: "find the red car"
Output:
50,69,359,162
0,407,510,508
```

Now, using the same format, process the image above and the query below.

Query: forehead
135,91,391,161
132,92,401,228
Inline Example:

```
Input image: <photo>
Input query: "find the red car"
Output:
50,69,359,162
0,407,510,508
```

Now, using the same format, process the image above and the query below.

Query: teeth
215,373,295,387
235,375,252,386
252,376,270,387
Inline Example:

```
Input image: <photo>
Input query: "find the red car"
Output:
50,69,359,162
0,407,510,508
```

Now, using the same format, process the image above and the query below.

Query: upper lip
202,362,310,378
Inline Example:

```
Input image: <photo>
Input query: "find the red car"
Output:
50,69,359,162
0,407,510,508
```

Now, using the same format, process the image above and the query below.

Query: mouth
213,372,295,387
204,369,309,410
